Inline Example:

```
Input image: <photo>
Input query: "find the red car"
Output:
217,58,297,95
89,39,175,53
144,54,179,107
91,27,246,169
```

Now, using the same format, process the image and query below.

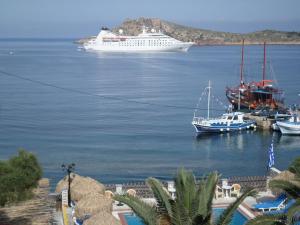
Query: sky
1,0,300,38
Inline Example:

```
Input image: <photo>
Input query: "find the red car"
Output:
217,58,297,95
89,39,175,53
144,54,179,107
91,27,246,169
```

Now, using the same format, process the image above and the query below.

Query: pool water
213,208,247,225
124,213,144,225
123,208,248,225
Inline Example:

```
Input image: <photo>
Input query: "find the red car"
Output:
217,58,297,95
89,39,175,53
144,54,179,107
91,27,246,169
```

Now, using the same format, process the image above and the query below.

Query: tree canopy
0,149,42,206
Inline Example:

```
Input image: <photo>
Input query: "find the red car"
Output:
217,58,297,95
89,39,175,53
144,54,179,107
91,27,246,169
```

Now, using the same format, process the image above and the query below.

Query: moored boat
192,112,256,133
192,81,256,133
272,113,292,131
276,114,300,135
226,40,285,110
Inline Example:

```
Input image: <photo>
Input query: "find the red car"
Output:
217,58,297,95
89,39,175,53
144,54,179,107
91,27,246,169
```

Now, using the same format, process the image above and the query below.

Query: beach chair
265,199,296,215
230,184,241,197
253,193,287,212
215,185,224,199
105,190,115,199
126,188,137,197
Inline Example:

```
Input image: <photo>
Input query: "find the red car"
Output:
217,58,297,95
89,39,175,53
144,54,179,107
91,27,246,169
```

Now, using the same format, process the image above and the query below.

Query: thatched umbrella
83,211,121,225
55,173,83,193
270,170,299,194
272,170,295,182
55,174,106,201
75,192,112,218
71,177,106,201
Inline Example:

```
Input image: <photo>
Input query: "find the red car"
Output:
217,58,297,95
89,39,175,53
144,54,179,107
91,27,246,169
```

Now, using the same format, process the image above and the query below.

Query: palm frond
192,213,212,225
175,169,197,214
147,177,173,216
288,157,300,178
170,168,197,225
196,172,219,218
203,172,219,215
245,214,286,225
170,199,193,225
286,199,300,225
215,188,257,225
269,179,300,199
114,194,158,225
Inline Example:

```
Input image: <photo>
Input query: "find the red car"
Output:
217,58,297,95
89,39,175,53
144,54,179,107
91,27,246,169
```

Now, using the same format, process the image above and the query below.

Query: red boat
226,40,285,110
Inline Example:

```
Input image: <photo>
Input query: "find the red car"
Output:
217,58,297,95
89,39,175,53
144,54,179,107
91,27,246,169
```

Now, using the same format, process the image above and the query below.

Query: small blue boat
192,112,256,133
192,81,256,133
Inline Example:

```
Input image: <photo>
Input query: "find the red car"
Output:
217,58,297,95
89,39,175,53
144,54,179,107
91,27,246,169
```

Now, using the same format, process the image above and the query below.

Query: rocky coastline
76,17,300,46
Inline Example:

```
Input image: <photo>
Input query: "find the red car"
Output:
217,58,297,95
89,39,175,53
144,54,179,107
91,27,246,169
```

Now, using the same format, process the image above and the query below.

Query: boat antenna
207,80,211,119
240,39,245,85
262,41,266,86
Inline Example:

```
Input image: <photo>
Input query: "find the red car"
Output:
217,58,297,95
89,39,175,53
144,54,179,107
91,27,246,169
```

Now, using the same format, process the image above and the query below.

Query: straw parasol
270,170,299,194
55,173,83,193
55,174,106,201
75,192,113,218
71,177,106,201
272,170,295,182
83,211,121,225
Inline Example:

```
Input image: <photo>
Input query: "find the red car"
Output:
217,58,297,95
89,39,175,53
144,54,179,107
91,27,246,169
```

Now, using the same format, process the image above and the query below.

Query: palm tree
114,169,256,225
245,157,300,225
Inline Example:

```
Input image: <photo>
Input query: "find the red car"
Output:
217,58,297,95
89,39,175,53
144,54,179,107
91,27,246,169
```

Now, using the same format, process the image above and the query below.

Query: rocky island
77,17,300,46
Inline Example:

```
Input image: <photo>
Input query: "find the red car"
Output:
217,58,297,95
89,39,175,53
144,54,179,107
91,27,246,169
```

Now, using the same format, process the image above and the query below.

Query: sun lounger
265,199,296,214
253,194,287,212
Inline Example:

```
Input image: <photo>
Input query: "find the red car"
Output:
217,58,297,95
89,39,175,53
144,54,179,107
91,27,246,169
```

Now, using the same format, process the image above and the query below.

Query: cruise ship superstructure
83,27,194,52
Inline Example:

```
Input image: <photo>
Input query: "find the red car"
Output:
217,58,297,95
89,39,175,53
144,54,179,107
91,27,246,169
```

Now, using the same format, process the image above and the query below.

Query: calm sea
0,39,299,187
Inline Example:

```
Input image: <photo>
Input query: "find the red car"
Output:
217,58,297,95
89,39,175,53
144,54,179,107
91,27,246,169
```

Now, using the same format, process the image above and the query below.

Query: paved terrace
105,175,268,198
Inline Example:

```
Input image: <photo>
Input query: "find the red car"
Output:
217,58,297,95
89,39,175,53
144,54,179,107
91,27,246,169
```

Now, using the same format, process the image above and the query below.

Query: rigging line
0,69,226,112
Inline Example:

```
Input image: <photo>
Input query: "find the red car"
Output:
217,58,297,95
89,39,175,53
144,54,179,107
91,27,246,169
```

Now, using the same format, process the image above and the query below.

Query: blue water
0,39,299,187
124,208,247,225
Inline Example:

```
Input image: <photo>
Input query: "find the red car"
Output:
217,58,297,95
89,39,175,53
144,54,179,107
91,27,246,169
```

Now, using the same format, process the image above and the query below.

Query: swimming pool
122,208,248,225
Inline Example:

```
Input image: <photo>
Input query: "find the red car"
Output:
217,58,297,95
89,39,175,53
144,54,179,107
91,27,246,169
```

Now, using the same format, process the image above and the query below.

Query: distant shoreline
75,37,300,46
76,17,300,47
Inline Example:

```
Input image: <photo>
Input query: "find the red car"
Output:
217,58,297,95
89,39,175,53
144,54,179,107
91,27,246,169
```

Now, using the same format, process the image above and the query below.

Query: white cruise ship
83,27,194,52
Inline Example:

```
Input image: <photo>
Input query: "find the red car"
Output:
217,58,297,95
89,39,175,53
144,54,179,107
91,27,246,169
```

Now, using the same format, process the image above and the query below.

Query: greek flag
268,142,275,168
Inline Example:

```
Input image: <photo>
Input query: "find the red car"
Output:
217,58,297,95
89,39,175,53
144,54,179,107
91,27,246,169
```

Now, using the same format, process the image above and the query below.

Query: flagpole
266,138,275,190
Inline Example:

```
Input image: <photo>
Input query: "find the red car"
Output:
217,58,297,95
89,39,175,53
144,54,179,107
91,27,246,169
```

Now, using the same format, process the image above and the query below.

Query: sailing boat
192,81,256,133
226,40,285,110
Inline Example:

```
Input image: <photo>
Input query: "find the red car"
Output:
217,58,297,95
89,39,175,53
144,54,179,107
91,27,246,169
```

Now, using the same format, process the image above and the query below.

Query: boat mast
262,41,266,86
207,80,211,119
238,39,244,111
240,39,244,84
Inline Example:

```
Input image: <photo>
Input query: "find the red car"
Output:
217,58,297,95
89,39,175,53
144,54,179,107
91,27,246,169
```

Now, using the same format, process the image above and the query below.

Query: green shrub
0,149,42,206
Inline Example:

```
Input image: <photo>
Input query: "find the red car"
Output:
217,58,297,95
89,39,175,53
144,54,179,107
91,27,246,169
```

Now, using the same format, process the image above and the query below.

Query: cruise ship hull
84,43,193,52
83,27,194,53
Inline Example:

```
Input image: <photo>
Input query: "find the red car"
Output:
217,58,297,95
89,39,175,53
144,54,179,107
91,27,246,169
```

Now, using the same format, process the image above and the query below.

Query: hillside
78,18,300,45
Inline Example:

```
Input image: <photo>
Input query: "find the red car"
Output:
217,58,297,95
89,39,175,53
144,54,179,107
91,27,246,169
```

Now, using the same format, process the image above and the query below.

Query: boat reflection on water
194,130,256,152
275,132,300,150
